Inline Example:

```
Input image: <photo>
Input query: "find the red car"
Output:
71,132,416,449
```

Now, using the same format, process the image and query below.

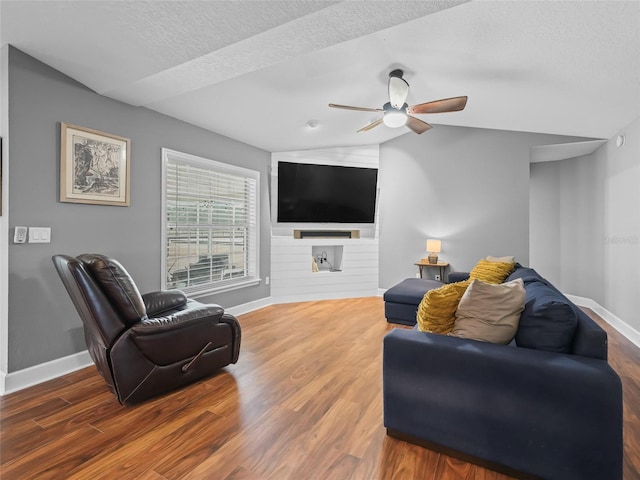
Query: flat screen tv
277,161,378,223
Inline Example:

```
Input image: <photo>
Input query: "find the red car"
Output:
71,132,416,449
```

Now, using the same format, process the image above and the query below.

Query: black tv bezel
275,161,378,224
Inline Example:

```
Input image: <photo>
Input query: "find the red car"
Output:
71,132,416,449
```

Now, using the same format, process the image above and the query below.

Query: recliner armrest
142,289,188,317
127,304,230,367
219,313,241,363
132,304,224,334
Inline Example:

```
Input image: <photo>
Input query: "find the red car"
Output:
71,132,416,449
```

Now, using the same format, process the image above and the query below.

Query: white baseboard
271,290,378,305
225,296,273,316
566,294,640,349
3,293,638,395
2,350,92,395
0,296,274,396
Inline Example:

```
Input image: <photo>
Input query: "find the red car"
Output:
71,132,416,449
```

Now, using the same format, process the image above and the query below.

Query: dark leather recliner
52,254,241,404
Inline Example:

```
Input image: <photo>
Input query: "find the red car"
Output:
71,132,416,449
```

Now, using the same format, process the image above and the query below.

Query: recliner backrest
78,254,148,325
52,255,125,394
53,255,127,346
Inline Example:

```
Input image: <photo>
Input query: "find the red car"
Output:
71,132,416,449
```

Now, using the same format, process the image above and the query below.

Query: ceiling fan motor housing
388,69,410,109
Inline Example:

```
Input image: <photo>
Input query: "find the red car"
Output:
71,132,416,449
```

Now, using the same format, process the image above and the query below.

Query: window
162,148,259,296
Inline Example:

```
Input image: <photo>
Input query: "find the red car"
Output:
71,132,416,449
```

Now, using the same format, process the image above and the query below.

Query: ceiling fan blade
406,116,433,134
388,76,409,110
329,103,383,112
407,96,468,114
357,118,383,133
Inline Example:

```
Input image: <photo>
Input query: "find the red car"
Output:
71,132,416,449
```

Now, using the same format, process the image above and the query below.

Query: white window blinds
162,148,259,295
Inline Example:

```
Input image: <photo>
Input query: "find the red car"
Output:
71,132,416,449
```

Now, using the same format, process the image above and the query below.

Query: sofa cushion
417,280,471,334
450,278,525,344
515,281,578,353
505,267,548,285
469,259,515,284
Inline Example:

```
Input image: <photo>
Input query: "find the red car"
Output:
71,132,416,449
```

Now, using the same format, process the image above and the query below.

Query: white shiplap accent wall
270,145,379,302
271,237,378,303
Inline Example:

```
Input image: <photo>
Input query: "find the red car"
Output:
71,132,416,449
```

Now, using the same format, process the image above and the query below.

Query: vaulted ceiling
2,0,639,152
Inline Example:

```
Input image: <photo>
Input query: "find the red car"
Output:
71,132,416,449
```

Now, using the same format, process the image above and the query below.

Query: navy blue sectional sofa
382,266,623,480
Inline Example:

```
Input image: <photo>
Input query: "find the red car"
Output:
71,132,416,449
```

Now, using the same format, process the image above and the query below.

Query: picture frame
60,122,130,206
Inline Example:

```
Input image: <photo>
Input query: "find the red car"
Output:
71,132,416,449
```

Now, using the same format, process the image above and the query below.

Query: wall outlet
435,274,441,282
14,226,28,243
265,276,270,285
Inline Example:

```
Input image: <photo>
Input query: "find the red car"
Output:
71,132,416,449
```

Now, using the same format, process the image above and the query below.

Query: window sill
183,278,261,299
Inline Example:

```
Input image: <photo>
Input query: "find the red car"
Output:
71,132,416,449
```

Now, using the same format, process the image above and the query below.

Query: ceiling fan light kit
382,102,408,128
329,69,468,134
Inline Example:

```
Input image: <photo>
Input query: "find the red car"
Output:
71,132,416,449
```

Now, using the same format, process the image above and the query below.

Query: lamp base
428,253,439,264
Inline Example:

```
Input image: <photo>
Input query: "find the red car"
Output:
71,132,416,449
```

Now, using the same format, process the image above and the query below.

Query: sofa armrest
383,328,622,480
571,308,608,359
142,289,188,317
447,271,470,283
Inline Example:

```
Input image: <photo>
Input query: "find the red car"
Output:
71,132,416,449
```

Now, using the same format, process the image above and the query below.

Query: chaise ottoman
383,278,443,325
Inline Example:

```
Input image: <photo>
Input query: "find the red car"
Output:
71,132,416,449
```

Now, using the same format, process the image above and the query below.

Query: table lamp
426,239,441,264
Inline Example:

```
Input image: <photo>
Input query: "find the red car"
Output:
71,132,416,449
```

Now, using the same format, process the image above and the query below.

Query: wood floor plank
224,465,268,480
0,396,70,436
0,376,72,411
153,409,244,480
136,470,168,480
0,424,103,480
179,404,301,480
66,410,227,480
268,398,363,479
1,298,638,479
376,436,440,480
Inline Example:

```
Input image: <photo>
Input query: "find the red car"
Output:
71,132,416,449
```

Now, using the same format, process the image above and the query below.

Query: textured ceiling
2,0,639,153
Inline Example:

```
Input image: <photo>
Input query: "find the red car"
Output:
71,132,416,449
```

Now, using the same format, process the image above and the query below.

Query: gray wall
7,47,271,371
529,161,562,285
530,154,606,303
600,116,640,332
527,115,640,332
378,125,591,289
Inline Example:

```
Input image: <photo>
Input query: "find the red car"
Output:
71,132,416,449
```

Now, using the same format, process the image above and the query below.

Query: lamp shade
426,239,441,253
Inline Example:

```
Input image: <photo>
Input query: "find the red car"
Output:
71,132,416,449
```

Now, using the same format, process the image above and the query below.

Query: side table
414,260,449,282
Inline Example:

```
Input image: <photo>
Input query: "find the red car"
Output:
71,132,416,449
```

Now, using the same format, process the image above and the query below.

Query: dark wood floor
1,297,639,479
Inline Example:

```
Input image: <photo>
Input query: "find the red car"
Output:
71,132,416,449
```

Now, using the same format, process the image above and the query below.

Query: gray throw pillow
450,278,525,344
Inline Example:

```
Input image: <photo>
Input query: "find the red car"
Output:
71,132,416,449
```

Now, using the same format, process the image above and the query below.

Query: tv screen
277,161,378,223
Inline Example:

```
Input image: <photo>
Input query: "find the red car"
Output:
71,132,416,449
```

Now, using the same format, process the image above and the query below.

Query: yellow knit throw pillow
469,259,515,284
417,280,471,334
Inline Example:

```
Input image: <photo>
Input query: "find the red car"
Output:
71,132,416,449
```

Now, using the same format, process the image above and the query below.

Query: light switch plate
28,227,51,243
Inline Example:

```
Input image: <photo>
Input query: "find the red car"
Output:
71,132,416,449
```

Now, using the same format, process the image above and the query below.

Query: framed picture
60,122,130,206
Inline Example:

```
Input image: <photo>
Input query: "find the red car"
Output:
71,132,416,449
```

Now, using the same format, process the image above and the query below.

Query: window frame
161,148,260,297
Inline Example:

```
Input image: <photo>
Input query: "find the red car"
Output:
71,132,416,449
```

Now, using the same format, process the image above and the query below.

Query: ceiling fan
329,69,468,134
